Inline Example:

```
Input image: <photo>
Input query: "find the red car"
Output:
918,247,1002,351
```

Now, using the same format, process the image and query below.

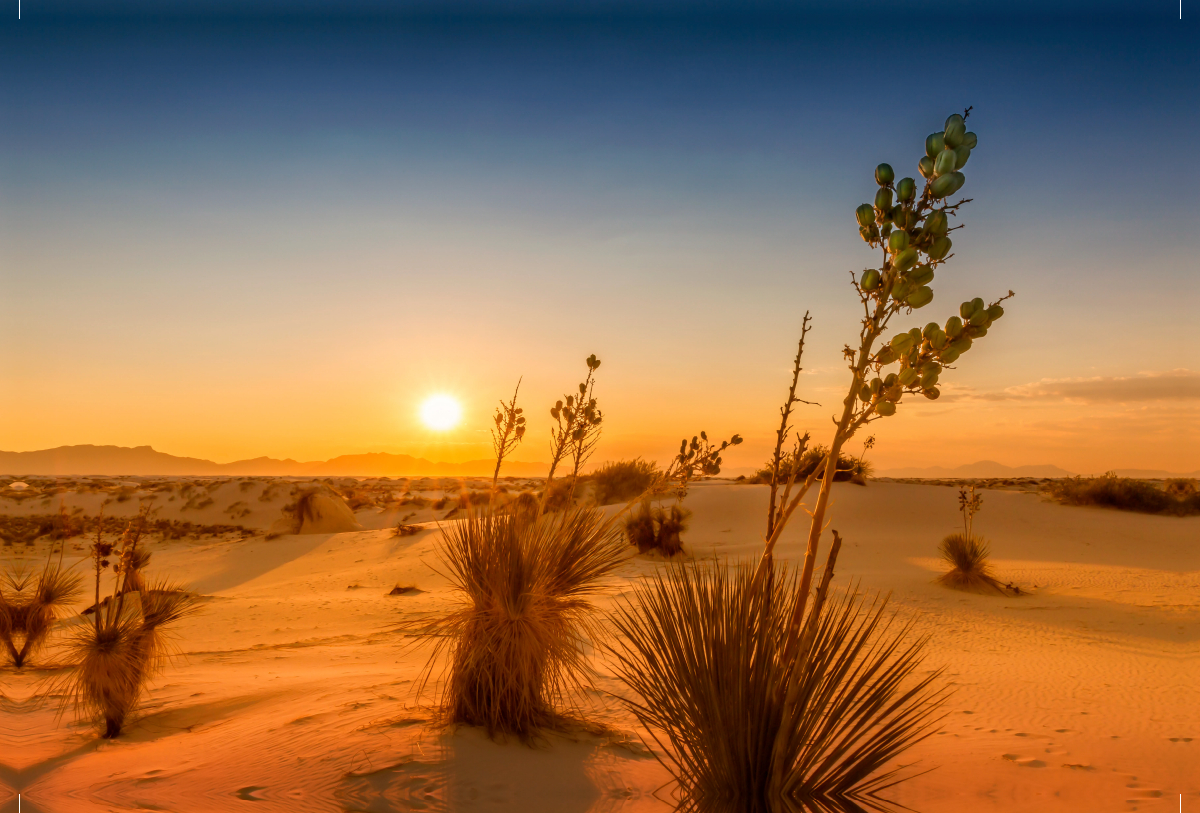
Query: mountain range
0,445,549,478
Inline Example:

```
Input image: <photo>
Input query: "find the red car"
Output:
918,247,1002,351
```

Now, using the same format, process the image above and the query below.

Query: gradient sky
2,3,1197,474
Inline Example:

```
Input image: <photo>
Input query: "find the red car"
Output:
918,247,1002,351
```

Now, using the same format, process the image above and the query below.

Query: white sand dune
1,481,1196,812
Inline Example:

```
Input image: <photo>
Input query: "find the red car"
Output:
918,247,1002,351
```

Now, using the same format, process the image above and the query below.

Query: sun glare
420,394,462,431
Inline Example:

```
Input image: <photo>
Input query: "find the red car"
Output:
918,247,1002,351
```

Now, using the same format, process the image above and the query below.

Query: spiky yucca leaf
418,506,626,740
0,560,83,667
608,562,946,812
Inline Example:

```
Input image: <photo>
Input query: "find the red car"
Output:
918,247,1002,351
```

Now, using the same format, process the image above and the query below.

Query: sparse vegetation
0,546,82,667
1044,474,1200,516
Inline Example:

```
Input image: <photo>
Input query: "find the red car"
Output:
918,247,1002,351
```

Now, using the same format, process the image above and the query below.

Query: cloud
951,369,1200,404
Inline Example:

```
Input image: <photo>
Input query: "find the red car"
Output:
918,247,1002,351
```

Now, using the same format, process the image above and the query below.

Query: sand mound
270,488,363,536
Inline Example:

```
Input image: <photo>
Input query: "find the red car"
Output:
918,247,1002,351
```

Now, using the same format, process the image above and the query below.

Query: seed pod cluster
851,112,1009,420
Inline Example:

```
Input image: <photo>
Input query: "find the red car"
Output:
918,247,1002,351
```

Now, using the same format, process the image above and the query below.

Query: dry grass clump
936,533,1005,594
623,500,690,556
590,459,660,506
394,523,423,537
608,561,945,812
417,507,626,740
1044,474,1200,516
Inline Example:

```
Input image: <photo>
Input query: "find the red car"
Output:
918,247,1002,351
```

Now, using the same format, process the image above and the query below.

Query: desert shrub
590,459,660,505
394,524,423,537
749,446,867,486
417,507,626,740
505,490,540,519
608,562,945,811
623,500,691,556
1165,478,1198,498
1043,474,1200,516
540,477,577,513
937,533,1004,594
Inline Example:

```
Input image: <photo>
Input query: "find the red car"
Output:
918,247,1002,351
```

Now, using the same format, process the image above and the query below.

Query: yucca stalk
417,506,626,740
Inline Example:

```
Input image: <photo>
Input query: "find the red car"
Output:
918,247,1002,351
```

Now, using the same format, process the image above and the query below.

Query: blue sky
1,6,1196,472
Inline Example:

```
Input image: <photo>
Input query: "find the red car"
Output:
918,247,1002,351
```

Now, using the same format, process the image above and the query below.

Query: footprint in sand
1001,754,1046,768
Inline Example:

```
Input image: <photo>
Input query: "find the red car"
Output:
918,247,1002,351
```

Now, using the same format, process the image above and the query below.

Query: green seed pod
869,224,880,242
951,336,974,354
918,156,935,179
875,163,895,186
959,301,974,319
894,247,919,273
883,373,899,388
971,325,989,338
987,304,1005,321
970,297,985,312
907,285,934,308
908,327,923,341
946,171,966,196
875,345,895,365
896,176,915,202
859,226,873,244
944,114,966,148
860,268,882,291
923,322,941,339
869,377,884,396
910,264,934,286
954,145,971,169
928,236,952,260
859,384,872,402
929,173,956,199
932,330,949,350
855,203,875,228
945,316,963,338
889,332,915,355
968,308,989,326
898,368,919,387
888,230,909,254
925,210,948,235
874,188,893,211
934,149,957,177
892,280,914,302
876,401,897,417
939,347,961,364
923,386,941,400
925,132,945,158
963,131,978,149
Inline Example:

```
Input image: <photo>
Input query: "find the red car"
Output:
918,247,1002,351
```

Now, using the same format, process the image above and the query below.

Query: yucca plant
417,506,627,740
610,560,946,812
623,500,690,556
57,518,199,738
936,533,1003,594
609,110,1010,811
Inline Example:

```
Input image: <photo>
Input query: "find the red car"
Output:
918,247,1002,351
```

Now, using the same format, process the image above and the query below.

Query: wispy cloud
947,369,1200,403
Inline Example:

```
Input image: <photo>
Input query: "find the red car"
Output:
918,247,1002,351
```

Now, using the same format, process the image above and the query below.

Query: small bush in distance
591,459,659,506
623,500,691,557
1044,474,1200,516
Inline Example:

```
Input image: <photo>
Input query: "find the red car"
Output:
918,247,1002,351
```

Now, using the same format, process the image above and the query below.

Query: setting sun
419,394,462,431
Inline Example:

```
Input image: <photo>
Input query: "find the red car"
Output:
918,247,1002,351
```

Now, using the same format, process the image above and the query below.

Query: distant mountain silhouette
879,460,1199,479
0,445,548,477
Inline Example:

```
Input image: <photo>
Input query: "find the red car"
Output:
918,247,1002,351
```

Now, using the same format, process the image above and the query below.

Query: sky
1,2,1197,475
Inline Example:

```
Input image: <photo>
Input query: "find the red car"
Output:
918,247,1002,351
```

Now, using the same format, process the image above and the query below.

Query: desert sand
1,478,1197,813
